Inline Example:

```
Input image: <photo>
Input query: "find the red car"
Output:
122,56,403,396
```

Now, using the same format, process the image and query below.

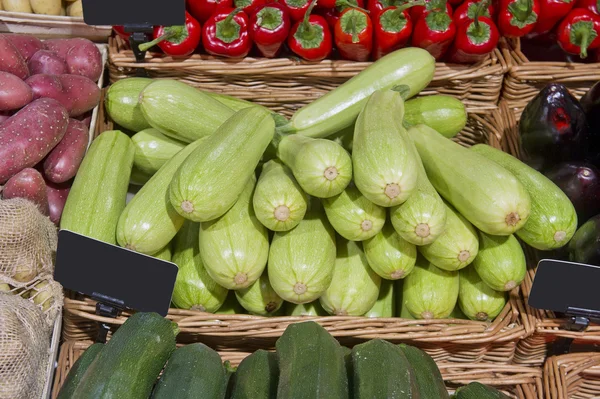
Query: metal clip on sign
529,259,600,355
54,231,178,343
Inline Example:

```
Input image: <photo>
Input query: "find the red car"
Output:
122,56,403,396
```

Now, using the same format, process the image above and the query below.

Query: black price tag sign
529,259,600,322
81,0,185,26
54,230,178,317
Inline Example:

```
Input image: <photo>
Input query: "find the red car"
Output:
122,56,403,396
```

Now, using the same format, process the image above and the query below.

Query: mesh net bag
0,198,57,287
0,293,52,399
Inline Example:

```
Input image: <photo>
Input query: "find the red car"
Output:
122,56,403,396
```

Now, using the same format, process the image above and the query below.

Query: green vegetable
398,344,449,399
215,291,246,315
284,300,327,316
277,322,349,399
277,134,352,198
363,223,417,280
130,165,152,186
364,279,395,318
268,201,336,304
170,106,274,222
139,80,234,143
394,280,415,319
72,313,177,399
453,382,511,399
278,48,435,138
458,266,506,322
404,95,467,138
471,144,577,250
352,339,419,399
56,343,103,399
117,138,205,255
151,344,227,399
153,244,172,262
200,176,269,290
230,350,279,399
409,124,531,236
320,238,381,316
235,271,284,316
418,202,479,271
402,256,459,319
253,160,308,231
329,124,354,153
206,92,257,112
131,128,185,177
61,130,134,245
353,90,419,207
323,184,386,241
473,233,526,292
449,305,468,320
105,77,152,132
171,220,227,312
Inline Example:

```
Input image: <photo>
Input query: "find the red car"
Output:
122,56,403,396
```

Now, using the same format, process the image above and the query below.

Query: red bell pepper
497,0,539,37
113,26,131,40
453,0,496,26
250,2,292,57
556,8,600,58
531,0,574,33
316,0,339,8
187,0,234,23
373,0,424,59
448,0,465,4
334,7,373,60
411,0,453,21
576,0,600,15
288,0,333,60
282,0,312,21
411,10,457,59
319,0,365,30
367,0,400,19
139,12,202,57
202,7,252,57
234,0,275,15
447,0,499,62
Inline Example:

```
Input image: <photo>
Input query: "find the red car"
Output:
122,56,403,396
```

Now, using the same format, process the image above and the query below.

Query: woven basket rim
543,353,600,399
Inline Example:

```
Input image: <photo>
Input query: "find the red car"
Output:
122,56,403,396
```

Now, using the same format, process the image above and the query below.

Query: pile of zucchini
61,47,578,322
57,314,509,399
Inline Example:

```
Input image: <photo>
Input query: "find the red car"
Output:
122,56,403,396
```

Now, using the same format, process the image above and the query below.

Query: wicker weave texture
544,353,600,399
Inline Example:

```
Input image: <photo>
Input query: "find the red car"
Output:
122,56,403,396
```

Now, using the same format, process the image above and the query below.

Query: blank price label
81,0,185,26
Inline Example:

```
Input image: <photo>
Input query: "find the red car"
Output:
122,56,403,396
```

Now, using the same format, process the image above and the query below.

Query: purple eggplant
545,162,600,226
580,81,600,162
568,214,600,266
519,84,592,171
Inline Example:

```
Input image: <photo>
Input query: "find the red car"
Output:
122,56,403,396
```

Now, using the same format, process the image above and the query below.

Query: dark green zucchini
56,343,103,399
453,382,510,399
398,344,449,399
230,350,278,399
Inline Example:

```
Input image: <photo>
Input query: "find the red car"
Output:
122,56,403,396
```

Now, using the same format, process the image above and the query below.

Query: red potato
0,35,29,80
0,71,33,111
43,38,102,82
0,98,69,184
26,74,100,117
28,50,68,75
4,34,45,61
2,168,49,215
46,179,71,224
76,110,93,128
43,118,88,183
0,111,13,124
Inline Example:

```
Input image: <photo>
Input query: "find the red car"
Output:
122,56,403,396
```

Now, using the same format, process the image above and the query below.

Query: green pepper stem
138,30,177,52
472,0,490,35
225,7,245,25
507,0,532,22
393,0,425,16
579,29,590,58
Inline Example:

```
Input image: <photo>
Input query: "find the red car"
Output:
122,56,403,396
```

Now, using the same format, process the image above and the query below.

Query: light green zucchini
471,144,577,250
473,232,526,292
105,77,152,132
206,92,257,111
285,300,327,316
364,279,395,318
153,244,172,262
320,238,381,316
171,220,227,312
402,256,459,319
418,202,479,271
131,128,185,177
199,175,269,290
277,134,352,198
139,79,234,143
363,223,417,280
353,90,419,207
235,271,284,316
330,124,354,153
268,201,336,304
61,130,134,245
130,165,152,186
323,184,386,241
215,291,246,315
278,47,435,138
404,95,467,138
459,266,506,321
408,124,531,236
117,138,205,255
253,160,308,232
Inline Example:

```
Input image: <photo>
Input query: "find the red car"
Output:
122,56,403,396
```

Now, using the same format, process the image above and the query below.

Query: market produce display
0,0,82,16
0,34,102,225
56,315,511,399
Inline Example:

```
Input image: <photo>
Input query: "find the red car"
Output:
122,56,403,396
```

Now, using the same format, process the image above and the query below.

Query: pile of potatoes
1,0,82,17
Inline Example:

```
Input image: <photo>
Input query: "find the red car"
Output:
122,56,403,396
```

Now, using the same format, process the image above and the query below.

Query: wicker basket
108,36,508,117
0,11,111,41
502,38,600,119
51,339,542,399
544,353,600,398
